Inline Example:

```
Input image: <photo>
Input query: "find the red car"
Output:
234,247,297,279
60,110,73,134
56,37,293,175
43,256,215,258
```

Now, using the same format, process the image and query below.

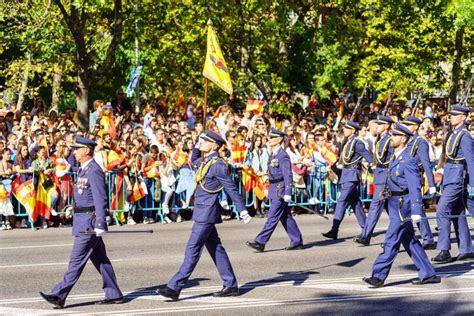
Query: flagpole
203,78,208,131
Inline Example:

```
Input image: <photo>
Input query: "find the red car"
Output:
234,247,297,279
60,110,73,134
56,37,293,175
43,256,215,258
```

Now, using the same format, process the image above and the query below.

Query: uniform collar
270,146,282,156
80,158,94,170
394,147,406,160
204,151,219,162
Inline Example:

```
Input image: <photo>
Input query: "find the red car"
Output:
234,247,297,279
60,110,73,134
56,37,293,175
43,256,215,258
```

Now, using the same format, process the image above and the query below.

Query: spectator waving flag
35,173,55,220
246,99,265,114
202,20,233,95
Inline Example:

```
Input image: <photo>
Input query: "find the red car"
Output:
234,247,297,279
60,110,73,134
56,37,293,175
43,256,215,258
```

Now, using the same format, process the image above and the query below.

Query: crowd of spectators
0,86,467,230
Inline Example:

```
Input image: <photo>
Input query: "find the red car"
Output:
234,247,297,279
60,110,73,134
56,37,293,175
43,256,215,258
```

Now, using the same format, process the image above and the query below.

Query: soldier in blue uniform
322,121,373,240
354,115,393,246
401,115,436,249
157,131,251,301
40,137,123,309
246,128,303,252
363,123,440,287
432,105,474,263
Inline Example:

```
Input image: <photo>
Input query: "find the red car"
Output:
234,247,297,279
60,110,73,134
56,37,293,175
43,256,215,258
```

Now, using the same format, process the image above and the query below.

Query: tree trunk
51,67,62,109
16,52,31,111
449,27,464,105
76,73,89,130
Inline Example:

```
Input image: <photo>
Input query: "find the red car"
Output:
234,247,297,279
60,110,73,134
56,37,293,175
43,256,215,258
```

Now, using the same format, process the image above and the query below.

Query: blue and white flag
257,89,268,106
126,66,143,98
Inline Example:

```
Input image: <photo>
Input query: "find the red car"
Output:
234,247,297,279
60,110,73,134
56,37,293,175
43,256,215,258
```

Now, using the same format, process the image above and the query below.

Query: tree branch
92,0,123,82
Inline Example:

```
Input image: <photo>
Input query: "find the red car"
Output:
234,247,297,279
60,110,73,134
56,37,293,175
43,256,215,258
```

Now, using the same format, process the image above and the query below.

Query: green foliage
0,0,472,115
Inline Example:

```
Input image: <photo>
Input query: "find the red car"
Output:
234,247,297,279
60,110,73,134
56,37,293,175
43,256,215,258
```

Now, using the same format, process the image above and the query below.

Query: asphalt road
1,213,474,315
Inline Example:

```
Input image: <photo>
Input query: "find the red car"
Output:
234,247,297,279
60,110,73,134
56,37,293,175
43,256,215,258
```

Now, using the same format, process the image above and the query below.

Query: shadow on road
239,257,366,295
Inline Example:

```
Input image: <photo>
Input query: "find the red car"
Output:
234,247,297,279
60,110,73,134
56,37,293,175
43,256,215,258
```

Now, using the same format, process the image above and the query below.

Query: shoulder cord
194,157,224,194
375,136,391,166
445,130,465,161
341,138,362,166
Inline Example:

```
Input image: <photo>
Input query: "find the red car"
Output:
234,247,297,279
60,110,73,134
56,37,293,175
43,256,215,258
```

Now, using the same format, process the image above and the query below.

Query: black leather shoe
95,297,124,305
411,275,441,285
422,243,436,250
353,235,370,246
213,287,239,297
456,253,474,261
39,292,65,309
246,241,265,252
362,277,384,288
156,287,180,301
431,250,453,264
285,244,304,250
322,230,338,240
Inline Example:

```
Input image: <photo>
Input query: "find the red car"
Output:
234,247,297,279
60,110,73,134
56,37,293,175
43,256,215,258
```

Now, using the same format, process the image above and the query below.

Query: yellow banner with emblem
203,20,233,95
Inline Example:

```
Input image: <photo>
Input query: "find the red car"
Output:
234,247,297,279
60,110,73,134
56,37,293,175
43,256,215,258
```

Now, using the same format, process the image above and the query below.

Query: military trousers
333,182,366,231
168,222,237,292
52,234,122,302
255,199,303,247
436,183,472,254
371,196,435,281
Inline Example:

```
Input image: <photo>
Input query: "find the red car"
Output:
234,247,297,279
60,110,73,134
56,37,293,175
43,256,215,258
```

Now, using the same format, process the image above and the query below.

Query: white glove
336,163,343,170
283,195,292,203
429,187,436,195
436,168,444,175
94,228,106,237
410,214,422,224
240,211,251,224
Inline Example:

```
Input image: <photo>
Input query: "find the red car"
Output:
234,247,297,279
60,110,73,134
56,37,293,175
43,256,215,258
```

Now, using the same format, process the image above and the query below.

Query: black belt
74,206,95,213
269,178,283,183
388,189,408,196
447,159,465,165
343,165,360,170
376,164,389,169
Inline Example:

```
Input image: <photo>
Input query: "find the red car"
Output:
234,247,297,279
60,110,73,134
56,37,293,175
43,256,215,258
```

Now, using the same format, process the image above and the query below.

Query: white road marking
0,243,72,250
0,259,123,269
72,287,474,315
0,306,75,315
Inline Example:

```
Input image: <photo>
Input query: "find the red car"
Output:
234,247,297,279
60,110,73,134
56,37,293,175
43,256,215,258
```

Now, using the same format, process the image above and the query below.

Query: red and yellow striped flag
321,144,338,166
231,145,247,164
246,99,264,114
34,173,55,220
12,177,36,220
172,147,189,167
130,181,146,203
107,150,124,170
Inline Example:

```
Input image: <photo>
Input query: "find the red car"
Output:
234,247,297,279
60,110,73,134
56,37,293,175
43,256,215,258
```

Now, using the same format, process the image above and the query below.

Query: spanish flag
34,173,55,220
246,99,265,114
172,147,189,168
0,183,9,202
143,160,159,178
241,166,266,200
12,177,36,220
202,20,233,95
130,181,147,203
211,106,224,121
231,145,247,164
321,144,338,166
107,150,124,170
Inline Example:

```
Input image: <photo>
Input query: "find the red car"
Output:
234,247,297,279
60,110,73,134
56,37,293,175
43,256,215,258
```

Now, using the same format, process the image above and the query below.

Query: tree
53,0,124,128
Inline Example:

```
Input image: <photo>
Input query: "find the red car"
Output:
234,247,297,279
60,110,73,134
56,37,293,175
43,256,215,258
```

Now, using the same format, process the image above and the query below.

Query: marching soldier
157,131,251,301
354,115,393,246
432,105,474,263
246,128,303,252
401,115,436,249
40,137,123,309
363,123,440,287
322,121,373,240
